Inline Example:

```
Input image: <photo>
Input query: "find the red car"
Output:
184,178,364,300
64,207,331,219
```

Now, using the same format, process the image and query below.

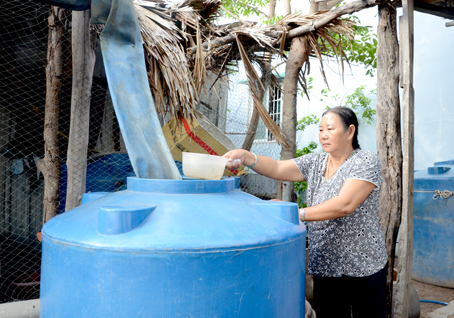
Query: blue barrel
40,177,306,317
59,154,186,214
59,154,135,213
413,160,454,288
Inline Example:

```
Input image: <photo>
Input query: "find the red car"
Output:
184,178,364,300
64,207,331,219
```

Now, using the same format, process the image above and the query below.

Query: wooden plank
400,2,414,87
65,9,94,212
394,0,414,316
446,21,454,27
11,173,30,242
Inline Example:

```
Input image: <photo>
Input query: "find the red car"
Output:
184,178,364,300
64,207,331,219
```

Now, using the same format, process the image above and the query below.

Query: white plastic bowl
182,152,228,180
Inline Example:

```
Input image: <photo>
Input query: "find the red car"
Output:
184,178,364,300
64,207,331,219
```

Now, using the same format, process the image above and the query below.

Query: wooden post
65,9,95,211
394,0,414,316
376,4,402,317
38,6,66,224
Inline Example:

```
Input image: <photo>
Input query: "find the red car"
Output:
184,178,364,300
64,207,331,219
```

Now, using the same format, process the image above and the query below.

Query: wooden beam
447,21,454,27
396,1,454,19
394,0,414,317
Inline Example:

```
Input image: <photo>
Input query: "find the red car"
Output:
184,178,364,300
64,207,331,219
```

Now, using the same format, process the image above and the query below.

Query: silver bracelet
299,208,306,221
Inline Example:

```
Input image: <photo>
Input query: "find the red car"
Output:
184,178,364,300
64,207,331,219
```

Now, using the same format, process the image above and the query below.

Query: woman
224,107,387,318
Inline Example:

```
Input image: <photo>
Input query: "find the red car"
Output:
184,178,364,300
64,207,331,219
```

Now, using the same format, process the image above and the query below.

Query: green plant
222,0,269,19
319,23,378,77
294,141,318,208
296,113,320,132
321,85,377,125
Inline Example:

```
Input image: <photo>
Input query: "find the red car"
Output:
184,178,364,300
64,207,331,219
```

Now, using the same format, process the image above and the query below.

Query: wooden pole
65,9,95,211
38,6,66,224
394,0,414,316
376,4,402,317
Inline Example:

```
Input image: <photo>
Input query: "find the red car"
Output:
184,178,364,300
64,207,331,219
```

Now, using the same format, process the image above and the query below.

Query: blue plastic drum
413,160,454,288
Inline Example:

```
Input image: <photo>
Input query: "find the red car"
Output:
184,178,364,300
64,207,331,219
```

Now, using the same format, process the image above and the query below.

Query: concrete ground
412,280,454,317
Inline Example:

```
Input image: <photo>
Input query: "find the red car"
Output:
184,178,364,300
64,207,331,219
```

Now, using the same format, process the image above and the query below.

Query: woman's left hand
304,179,376,221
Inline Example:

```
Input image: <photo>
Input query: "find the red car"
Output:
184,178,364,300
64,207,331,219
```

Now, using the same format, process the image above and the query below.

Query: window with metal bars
254,84,283,142
267,85,282,141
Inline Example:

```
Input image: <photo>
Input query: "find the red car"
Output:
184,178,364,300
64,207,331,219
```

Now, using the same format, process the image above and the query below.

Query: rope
414,190,453,200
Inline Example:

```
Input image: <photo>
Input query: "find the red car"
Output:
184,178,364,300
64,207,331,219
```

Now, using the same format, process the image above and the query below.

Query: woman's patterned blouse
292,149,387,277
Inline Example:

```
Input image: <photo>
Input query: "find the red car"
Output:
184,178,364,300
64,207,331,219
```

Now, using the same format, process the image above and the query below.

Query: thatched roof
134,0,358,143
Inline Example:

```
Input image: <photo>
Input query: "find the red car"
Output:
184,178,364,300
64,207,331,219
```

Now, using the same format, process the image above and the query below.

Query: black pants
312,265,387,318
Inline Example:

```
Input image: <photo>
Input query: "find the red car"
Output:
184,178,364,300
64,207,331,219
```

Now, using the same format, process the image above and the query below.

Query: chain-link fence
0,1,287,304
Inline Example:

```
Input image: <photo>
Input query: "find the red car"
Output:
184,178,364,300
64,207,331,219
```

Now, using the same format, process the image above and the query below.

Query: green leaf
296,114,320,132
294,141,318,208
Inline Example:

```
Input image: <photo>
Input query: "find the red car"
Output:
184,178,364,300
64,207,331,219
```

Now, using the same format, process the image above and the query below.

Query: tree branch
287,0,381,38
188,0,384,55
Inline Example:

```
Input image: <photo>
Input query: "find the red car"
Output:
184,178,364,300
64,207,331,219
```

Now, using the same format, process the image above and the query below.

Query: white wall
226,67,283,160
411,11,454,170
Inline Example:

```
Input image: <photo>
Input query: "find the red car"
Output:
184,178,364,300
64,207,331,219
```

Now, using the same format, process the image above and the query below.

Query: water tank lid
42,178,305,253
127,176,236,193
428,166,451,175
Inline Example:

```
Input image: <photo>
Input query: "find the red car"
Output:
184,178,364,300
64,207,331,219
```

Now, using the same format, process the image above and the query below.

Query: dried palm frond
133,0,357,132
199,10,357,93
236,36,289,148
193,22,206,94
135,1,198,123
181,0,222,24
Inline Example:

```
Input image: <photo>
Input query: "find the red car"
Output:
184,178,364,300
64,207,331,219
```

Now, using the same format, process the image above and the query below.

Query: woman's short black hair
322,107,361,149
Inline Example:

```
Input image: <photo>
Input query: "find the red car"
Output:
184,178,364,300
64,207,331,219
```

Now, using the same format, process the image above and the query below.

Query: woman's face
319,112,353,154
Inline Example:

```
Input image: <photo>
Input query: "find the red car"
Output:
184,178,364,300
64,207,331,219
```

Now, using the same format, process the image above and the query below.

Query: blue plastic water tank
40,177,306,317
413,160,454,288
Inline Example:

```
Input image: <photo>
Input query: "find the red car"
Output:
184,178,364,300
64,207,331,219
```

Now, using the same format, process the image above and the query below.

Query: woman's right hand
223,149,253,169
224,149,304,182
